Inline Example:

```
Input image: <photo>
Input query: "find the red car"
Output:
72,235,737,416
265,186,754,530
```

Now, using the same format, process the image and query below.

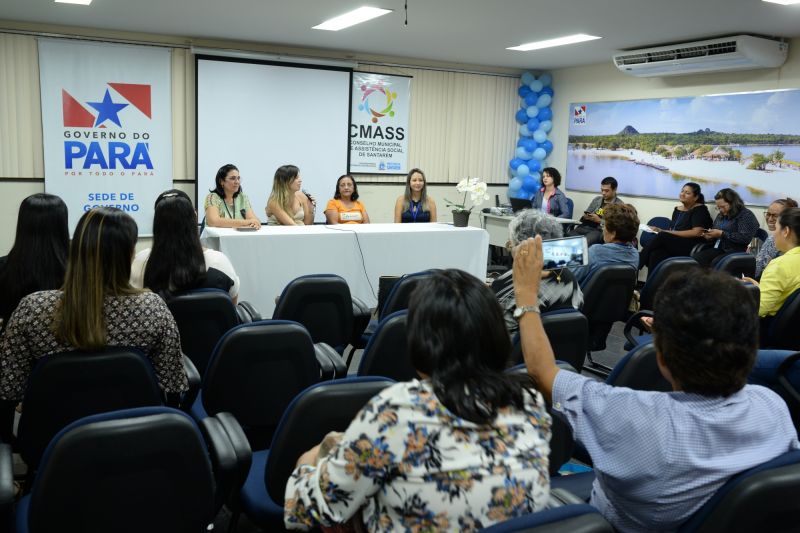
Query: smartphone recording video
541,235,588,270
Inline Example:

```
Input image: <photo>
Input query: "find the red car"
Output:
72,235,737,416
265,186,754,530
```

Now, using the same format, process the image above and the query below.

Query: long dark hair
144,190,206,295
333,174,359,201
684,182,705,204
210,164,241,199
0,193,69,322
408,269,537,425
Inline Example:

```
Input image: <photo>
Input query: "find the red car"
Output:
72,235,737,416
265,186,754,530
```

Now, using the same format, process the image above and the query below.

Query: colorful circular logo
358,84,397,124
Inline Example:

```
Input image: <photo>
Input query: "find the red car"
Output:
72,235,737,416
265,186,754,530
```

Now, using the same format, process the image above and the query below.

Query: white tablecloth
201,223,489,316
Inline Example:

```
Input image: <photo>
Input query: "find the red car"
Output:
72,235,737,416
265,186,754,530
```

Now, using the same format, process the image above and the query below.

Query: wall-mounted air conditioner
613,35,787,77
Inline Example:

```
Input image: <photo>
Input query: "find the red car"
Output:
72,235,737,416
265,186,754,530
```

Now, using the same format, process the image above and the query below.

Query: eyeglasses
225,176,241,182
765,212,781,220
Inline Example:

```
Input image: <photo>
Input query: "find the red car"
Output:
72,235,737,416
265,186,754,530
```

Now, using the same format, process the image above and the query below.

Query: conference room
1,0,800,531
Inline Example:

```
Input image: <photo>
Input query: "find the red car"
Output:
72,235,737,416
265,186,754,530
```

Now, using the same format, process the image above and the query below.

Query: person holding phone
695,188,759,267
567,176,624,246
492,209,583,334
203,164,261,229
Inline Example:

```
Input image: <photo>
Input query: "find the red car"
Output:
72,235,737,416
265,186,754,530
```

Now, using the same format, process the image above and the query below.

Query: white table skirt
201,223,489,316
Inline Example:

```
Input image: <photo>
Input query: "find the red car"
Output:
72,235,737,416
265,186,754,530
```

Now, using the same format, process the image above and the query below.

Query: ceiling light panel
313,6,392,31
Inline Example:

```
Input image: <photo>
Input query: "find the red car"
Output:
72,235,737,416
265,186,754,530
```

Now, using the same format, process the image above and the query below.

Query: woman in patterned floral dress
284,269,551,532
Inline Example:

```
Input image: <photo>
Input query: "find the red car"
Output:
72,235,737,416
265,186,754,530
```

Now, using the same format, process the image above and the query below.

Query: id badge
341,211,362,222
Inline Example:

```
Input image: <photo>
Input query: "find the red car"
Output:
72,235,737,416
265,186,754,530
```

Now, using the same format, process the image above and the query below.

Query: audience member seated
567,176,623,246
512,237,799,533
203,163,261,229
532,167,569,218
493,209,583,334
695,188,759,267
0,193,69,326
0,208,188,412
284,269,551,531
394,168,438,223
324,174,370,224
131,189,240,302
638,182,712,272
266,164,315,226
573,203,640,287
742,208,800,329
756,197,798,278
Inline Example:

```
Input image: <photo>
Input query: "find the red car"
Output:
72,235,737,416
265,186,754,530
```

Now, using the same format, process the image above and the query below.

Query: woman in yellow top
266,165,315,226
744,207,800,318
324,174,370,224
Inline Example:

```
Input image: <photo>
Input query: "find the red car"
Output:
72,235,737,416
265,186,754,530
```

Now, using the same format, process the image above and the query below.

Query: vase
452,210,471,227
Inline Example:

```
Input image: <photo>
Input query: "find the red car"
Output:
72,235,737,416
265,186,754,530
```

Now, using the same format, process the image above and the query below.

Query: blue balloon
518,85,532,98
515,146,532,159
536,94,552,108
533,130,547,143
540,120,553,133
539,73,552,87
515,108,528,124
532,147,547,160
512,188,530,199
522,175,538,191
521,72,535,86
516,164,530,177
524,92,538,107
526,117,540,132
541,87,554,97
518,124,532,137
538,107,552,121
522,138,538,153
527,159,542,173
509,157,524,171
516,138,527,148
526,106,539,119
509,177,523,192
529,80,544,92
542,140,553,154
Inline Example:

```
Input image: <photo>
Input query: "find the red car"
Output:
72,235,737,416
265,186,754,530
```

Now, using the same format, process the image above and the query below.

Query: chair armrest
180,354,201,412
199,416,239,512
315,343,347,379
213,412,252,494
236,300,262,323
351,296,371,317
351,297,372,341
777,352,800,407
690,242,713,259
623,310,654,346
548,488,586,507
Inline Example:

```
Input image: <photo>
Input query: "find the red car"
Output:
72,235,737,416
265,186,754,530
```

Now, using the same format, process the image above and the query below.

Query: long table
201,223,489,316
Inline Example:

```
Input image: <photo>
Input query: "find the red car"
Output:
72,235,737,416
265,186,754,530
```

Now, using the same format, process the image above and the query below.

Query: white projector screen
196,56,352,223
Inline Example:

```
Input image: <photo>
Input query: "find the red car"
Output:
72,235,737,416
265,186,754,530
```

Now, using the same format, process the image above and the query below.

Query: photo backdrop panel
566,90,800,206
196,57,351,222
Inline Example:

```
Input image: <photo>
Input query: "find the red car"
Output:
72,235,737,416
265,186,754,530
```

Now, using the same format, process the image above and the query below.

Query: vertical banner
349,72,411,174
39,39,172,234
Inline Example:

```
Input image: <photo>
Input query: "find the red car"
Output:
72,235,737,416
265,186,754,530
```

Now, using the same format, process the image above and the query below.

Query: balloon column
509,72,554,200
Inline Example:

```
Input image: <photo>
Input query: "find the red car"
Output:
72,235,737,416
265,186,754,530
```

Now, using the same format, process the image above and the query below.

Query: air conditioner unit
613,35,788,77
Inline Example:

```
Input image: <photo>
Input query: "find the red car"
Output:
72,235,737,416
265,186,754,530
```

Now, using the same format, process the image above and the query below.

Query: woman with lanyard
394,168,438,223
694,188,759,267
638,182,713,273
531,167,570,218
203,163,261,229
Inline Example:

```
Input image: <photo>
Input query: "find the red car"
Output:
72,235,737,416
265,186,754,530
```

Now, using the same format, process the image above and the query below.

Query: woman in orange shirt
324,174,370,224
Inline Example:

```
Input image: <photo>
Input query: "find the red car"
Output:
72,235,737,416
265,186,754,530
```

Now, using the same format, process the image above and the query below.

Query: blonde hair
53,208,140,349
403,168,429,213
269,165,299,215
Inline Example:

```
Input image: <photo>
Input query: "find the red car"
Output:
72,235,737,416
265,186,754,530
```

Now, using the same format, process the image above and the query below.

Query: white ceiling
1,0,799,70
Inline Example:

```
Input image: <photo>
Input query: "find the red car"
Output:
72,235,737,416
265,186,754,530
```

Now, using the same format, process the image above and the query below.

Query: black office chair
713,252,756,278
762,289,800,350
357,310,416,381
580,264,637,373
565,197,575,219
15,348,166,474
480,504,614,532
190,320,339,450
237,377,396,531
13,406,250,533
510,309,589,373
677,450,800,532
606,342,672,392
272,274,354,353
639,216,672,249
776,351,800,431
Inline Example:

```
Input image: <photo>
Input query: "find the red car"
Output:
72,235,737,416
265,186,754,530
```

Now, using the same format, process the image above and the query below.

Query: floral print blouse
284,379,551,532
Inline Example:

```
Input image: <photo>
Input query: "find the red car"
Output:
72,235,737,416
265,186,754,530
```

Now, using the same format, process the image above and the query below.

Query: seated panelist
203,163,261,229
266,165,315,226
394,168,437,223
324,174,370,224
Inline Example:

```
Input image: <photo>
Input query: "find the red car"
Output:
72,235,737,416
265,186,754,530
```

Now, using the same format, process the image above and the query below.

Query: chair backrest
17,348,164,471
766,289,800,350
606,342,672,392
509,309,588,373
357,311,416,381
678,450,800,533
639,216,672,249
565,197,575,219
379,270,435,320
479,504,614,532
265,377,395,505
201,320,321,449
580,264,637,350
272,274,353,350
22,407,217,533
167,288,240,376
713,252,756,279
756,227,769,243
640,256,699,310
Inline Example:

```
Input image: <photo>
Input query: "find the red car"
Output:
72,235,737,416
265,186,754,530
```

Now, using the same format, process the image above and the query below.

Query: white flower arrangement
445,178,490,213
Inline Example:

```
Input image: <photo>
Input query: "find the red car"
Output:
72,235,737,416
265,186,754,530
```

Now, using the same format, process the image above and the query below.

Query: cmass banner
38,39,172,234
349,72,411,175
